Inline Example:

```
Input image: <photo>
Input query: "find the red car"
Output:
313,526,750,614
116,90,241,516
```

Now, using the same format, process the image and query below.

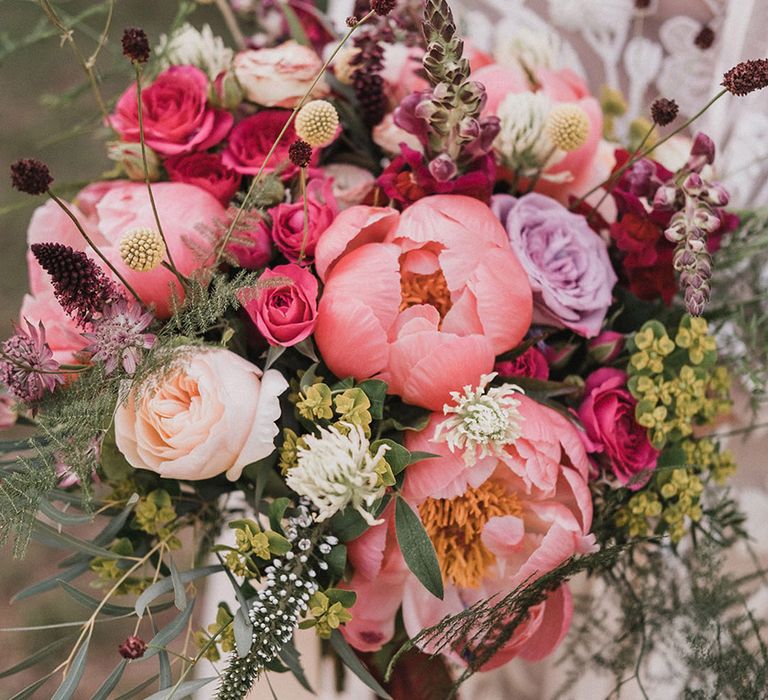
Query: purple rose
492,193,617,338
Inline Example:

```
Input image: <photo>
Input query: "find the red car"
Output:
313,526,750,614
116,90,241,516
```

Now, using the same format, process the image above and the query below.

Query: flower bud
428,154,457,182
107,141,160,181
587,331,625,364
543,341,579,370
210,69,244,110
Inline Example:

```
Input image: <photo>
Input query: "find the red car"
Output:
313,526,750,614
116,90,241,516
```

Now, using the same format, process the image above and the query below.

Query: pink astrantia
0,320,63,402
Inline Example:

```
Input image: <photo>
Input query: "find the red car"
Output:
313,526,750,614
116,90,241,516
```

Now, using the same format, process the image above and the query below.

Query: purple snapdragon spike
31,243,123,327
82,299,156,375
0,320,63,402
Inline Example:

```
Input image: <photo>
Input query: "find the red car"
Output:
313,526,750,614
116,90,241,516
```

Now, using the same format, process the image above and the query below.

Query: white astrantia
496,92,559,175
433,373,525,466
286,423,390,526
494,25,562,73
156,24,234,79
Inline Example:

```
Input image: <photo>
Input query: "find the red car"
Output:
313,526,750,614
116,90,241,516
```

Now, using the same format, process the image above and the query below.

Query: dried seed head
545,104,590,151
10,158,53,195
722,58,768,96
121,27,150,63
651,97,679,126
288,139,313,168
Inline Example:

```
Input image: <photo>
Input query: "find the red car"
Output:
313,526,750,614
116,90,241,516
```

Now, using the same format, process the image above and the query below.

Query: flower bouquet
2,0,768,698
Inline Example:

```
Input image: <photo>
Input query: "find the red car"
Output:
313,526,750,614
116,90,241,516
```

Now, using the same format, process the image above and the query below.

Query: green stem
48,191,144,305
213,10,376,267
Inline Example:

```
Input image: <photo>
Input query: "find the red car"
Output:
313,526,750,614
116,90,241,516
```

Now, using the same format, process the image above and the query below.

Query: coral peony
342,394,595,668
115,347,287,481
314,195,533,410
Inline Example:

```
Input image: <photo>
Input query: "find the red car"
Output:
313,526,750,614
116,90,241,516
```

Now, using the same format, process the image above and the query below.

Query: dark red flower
164,151,241,205
119,635,147,660
495,346,549,380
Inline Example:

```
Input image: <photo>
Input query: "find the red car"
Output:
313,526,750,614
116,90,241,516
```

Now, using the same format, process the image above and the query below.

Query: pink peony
314,195,533,410
115,347,287,481
342,395,595,668
233,41,330,108
269,178,337,263
239,263,318,346
222,110,308,179
578,368,658,488
111,66,233,156
165,152,242,205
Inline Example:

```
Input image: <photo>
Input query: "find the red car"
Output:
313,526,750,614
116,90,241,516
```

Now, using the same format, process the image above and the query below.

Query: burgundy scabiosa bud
694,25,715,50
651,97,679,126
722,58,768,96
122,27,150,64
10,158,53,195
31,242,123,327
288,139,313,168
119,635,147,660
370,0,396,16
346,15,359,27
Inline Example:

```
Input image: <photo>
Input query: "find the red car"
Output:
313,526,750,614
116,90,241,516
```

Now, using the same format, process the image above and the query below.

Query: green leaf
112,674,160,700
265,344,286,370
279,1,311,46
326,544,347,578
293,337,319,362
326,588,357,608
266,530,291,555
269,497,291,533
100,424,133,481
359,379,388,419
141,677,216,700
12,561,90,602
32,520,134,560
233,606,254,657
158,650,172,690
51,637,89,700
0,635,72,678
142,598,196,658
373,439,411,475
39,500,93,525
277,640,314,693
330,496,390,542
135,565,222,616
90,659,128,700
408,451,439,464
9,672,56,700
329,630,391,699
299,362,321,392
58,580,136,617
169,558,187,611
512,376,581,399
394,496,444,600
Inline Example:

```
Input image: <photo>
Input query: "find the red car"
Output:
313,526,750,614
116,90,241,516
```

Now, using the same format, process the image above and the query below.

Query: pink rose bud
210,69,244,110
239,263,319,347
587,331,624,364
542,341,579,370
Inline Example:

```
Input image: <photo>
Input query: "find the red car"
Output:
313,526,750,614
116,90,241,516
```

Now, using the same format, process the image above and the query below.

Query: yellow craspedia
546,104,590,152
295,99,339,147
119,227,166,272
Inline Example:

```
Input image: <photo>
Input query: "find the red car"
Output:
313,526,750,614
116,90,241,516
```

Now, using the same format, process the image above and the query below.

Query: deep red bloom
165,151,241,205
495,346,550,380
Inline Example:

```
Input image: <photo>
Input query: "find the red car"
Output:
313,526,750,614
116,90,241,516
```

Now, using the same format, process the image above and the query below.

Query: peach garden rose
115,347,287,481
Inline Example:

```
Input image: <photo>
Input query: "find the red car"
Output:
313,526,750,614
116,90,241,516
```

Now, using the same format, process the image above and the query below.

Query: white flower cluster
156,23,233,79
286,423,390,525
433,373,524,466
494,25,562,73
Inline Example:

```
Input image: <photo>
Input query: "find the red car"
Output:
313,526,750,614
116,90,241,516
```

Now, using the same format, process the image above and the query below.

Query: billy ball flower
294,100,339,147
288,139,313,168
722,58,768,96
433,373,524,466
10,158,52,195
651,97,679,126
285,423,390,525
119,228,166,271
545,104,590,152
122,27,150,64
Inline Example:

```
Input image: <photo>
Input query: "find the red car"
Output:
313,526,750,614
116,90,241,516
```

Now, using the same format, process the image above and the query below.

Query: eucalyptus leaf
135,565,222,616
58,580,136,616
233,606,254,657
278,640,314,693
12,561,90,602
141,677,217,700
373,439,410,475
279,1,311,46
51,637,89,700
39,499,93,525
158,650,172,690
394,496,444,600
169,558,187,611
330,630,391,699
0,635,72,678
142,598,196,658
32,521,133,560
358,379,388,419
90,659,128,700
112,674,160,700
9,672,56,700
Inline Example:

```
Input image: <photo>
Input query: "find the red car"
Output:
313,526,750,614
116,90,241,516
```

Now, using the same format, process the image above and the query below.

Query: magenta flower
83,300,156,375
0,320,63,402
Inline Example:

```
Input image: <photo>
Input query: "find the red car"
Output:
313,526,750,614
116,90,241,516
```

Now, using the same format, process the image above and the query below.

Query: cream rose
233,41,330,108
115,347,287,481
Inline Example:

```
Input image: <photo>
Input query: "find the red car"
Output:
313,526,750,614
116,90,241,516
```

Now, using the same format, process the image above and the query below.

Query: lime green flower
300,591,353,639
297,383,334,420
334,388,372,434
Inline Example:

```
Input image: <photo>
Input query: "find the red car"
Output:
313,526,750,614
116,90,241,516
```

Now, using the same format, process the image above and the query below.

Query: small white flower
496,92,561,175
286,423,390,526
156,24,233,79
434,373,524,466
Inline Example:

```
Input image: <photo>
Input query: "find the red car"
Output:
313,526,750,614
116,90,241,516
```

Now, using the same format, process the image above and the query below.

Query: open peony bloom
115,347,287,482
314,196,533,410
341,394,596,668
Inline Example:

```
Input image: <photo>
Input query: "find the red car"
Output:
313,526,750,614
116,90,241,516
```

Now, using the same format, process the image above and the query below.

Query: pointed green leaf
394,496,444,600
112,674,159,700
32,521,133,560
58,580,136,616
141,677,216,700
329,630,391,699
51,637,89,700
135,565,222,616
39,500,93,525
372,439,411,475
358,379,388,419
277,640,314,693
0,635,72,678
142,598,196,658
158,650,172,690
233,606,253,657
169,558,187,611
9,672,56,700
91,659,128,700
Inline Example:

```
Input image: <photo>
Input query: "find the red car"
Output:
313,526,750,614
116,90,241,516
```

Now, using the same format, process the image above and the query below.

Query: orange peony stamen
399,269,452,317
418,480,522,589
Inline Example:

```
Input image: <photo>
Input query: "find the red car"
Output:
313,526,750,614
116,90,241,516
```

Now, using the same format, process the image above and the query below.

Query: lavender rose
492,193,617,338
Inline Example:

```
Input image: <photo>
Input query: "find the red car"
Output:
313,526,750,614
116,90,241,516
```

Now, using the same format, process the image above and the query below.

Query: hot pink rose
222,110,308,179
270,178,337,263
342,395,595,668
165,152,242,205
111,66,233,156
495,345,549,379
314,195,533,410
115,347,287,481
72,182,225,318
227,217,274,270
233,42,330,108
578,368,658,488
240,264,318,346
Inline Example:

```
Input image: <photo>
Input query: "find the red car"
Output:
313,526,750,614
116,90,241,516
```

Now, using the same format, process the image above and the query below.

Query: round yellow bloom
546,104,590,151
333,47,360,85
295,99,340,147
119,227,166,271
